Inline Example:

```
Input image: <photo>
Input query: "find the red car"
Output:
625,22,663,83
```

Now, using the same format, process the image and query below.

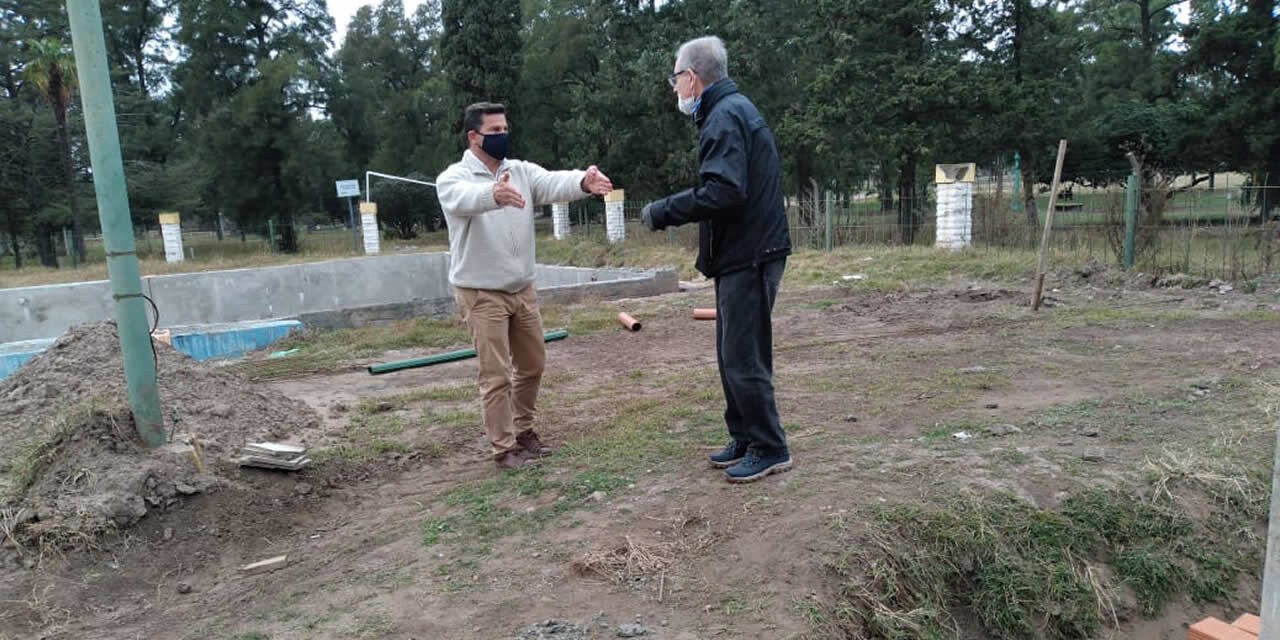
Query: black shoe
724,447,793,483
708,440,749,469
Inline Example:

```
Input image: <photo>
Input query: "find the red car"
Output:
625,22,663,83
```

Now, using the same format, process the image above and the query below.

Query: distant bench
1054,202,1084,212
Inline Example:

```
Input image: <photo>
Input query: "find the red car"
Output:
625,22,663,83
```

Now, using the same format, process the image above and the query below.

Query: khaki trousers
453,283,546,457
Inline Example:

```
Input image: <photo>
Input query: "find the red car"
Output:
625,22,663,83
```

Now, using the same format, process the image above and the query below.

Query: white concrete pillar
159,212,183,263
552,202,570,239
605,189,625,243
935,163,975,250
359,202,380,254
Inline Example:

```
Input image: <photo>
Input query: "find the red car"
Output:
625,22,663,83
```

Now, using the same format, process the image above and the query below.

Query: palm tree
24,37,85,265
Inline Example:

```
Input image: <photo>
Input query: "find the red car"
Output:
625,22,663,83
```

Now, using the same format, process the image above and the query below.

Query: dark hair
463,102,506,133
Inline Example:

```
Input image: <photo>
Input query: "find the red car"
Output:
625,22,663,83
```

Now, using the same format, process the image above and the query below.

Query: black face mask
480,132,510,160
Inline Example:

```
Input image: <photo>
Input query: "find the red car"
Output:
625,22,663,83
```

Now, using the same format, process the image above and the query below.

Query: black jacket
648,79,791,278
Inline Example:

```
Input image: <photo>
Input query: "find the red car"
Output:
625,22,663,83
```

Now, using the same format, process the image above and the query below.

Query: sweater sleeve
523,161,589,207
436,166,500,217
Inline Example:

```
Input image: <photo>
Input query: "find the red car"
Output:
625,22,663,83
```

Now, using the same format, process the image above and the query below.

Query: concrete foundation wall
1,252,678,342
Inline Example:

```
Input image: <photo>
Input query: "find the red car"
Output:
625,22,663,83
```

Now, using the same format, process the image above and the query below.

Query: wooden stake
1032,139,1069,311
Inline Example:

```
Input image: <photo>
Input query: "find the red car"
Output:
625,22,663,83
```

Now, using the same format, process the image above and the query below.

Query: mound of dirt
0,322,320,545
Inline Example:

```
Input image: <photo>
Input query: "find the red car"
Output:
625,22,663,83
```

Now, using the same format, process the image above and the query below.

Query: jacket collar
693,78,738,128
463,148,509,177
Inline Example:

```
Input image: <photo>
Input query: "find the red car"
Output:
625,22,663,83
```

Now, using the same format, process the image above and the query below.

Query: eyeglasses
667,69,690,88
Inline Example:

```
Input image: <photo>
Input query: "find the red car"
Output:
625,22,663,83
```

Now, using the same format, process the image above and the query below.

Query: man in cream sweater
436,102,613,470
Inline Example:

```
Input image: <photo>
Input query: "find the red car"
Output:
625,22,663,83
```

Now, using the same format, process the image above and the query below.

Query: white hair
676,36,728,84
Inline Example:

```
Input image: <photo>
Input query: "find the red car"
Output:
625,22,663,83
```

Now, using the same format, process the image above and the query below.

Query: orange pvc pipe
617,312,642,331
693,308,716,320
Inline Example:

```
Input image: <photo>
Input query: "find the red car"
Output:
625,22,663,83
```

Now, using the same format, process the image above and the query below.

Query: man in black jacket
640,35,793,483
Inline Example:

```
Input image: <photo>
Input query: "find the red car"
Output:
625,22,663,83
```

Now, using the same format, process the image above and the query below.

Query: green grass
828,488,1257,640
414,392,721,552
1,400,119,503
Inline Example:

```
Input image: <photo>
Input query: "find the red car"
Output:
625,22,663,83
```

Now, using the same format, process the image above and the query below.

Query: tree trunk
53,93,86,264
4,209,21,269
35,226,58,267
1262,140,1280,223
897,154,917,245
1020,157,1038,226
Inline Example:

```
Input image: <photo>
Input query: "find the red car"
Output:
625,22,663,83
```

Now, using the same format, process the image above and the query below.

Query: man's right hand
493,171,526,209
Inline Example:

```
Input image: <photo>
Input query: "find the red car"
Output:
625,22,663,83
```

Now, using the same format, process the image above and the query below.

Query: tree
174,0,335,251
1183,0,1280,221
803,0,981,244
441,0,522,134
24,37,84,264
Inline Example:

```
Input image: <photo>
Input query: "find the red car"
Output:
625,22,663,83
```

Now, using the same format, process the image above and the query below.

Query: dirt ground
3,262,1280,640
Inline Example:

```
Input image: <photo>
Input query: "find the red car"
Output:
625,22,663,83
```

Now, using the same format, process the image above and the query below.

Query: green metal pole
66,0,165,447
1011,152,1023,212
1124,173,1138,269
268,219,276,252
825,194,834,251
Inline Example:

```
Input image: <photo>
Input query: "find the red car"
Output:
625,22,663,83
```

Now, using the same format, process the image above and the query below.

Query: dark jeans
714,257,787,456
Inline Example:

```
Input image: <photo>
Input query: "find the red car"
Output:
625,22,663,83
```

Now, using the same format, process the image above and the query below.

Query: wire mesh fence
552,180,1278,281
4,178,1275,282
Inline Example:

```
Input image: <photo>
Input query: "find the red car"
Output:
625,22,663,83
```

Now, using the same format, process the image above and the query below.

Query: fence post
824,194,833,251
1124,172,1138,269
267,218,275,252
552,202,570,239
605,190,625,243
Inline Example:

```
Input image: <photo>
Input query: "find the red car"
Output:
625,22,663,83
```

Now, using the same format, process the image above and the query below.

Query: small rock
1081,449,1105,463
1193,389,1209,397
208,404,232,418
163,527,174,541
1058,440,1075,447
22,555,38,570
295,482,313,496
176,582,192,594
984,403,999,409
661,620,669,627
844,415,858,423
1081,429,1100,438
617,623,649,638
985,424,1022,437
175,483,199,496
959,366,987,374
587,491,607,502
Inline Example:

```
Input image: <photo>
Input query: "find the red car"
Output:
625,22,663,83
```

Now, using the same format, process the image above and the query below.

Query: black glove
641,203,657,231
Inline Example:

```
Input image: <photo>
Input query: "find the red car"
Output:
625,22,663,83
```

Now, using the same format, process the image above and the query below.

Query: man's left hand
641,203,658,231
580,165,613,195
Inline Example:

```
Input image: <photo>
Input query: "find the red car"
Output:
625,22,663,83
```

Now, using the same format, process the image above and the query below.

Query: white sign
335,179,361,198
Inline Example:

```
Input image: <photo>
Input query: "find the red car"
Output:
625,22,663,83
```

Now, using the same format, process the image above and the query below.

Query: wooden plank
1032,139,1069,311
239,555,289,575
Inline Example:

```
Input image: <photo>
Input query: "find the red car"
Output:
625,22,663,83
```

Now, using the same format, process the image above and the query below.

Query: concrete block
0,280,115,343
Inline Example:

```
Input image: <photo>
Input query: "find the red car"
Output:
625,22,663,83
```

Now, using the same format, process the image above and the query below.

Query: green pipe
368,328,569,375
67,0,165,447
